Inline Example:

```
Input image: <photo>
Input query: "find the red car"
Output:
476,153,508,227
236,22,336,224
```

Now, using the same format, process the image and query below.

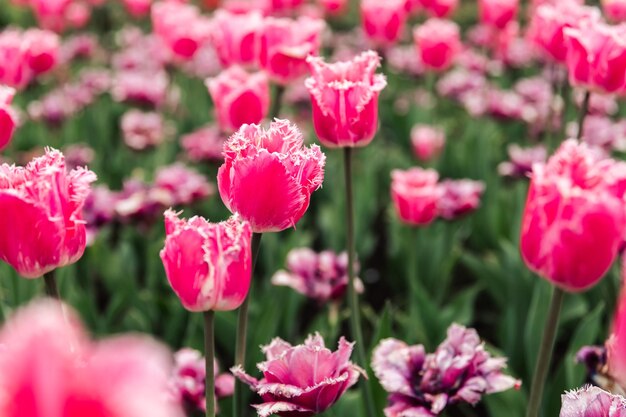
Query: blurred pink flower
414,18,462,72
560,386,626,417
170,348,235,412
272,247,363,303
419,0,459,18
360,0,409,48
210,10,263,68
160,209,252,312
217,119,325,233
0,86,18,151
391,167,441,226
0,299,185,417
121,110,170,151
181,124,226,162
305,51,387,148
372,324,519,417
122,0,153,17
520,139,626,292
153,163,215,206
206,66,270,133
318,0,348,15
0,148,96,278
564,21,626,94
607,270,626,390
151,2,211,60
63,143,95,171
411,124,445,162
437,179,485,220
111,69,169,107
498,144,547,178
232,333,362,417
526,3,600,64
603,0,626,22
478,0,518,29
257,16,325,85
387,45,426,77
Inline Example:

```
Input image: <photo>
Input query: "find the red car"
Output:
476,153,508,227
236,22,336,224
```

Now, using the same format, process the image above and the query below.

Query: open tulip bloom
0,148,96,296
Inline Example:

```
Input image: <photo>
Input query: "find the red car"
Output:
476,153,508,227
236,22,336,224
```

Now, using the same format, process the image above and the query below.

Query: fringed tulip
411,124,445,161
478,0,519,29
603,0,626,22
413,18,462,72
170,348,235,412
257,16,325,85
206,66,270,133
0,299,184,417
271,247,363,303
305,51,387,148
232,333,362,417
181,124,226,162
372,324,519,417
391,168,441,226
0,86,18,151
564,22,626,94
560,386,626,417
360,0,409,48
217,119,325,233
520,139,626,292
210,10,263,68
160,209,252,312
0,148,96,278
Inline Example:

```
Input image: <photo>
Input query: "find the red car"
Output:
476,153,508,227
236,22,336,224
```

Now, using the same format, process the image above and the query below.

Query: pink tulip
607,269,626,390
160,209,252,312
419,0,459,18
151,2,211,60
564,22,626,94
520,139,626,292
122,0,153,17
0,299,184,417
560,386,626,417
121,109,169,151
391,168,442,226
232,333,362,417
211,10,263,68
305,51,387,148
0,148,96,278
153,163,215,207
526,3,600,64
318,0,348,15
271,247,363,303
170,348,235,412
360,0,409,48
23,29,60,75
206,66,270,133
413,18,462,72
437,179,485,220
603,0,626,22
411,124,445,161
257,16,325,85
0,86,18,151
478,0,518,29
266,0,305,12
217,119,325,232
181,124,226,162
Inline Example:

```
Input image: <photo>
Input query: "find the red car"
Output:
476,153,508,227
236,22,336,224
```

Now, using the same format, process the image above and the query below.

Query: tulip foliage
2,1,626,417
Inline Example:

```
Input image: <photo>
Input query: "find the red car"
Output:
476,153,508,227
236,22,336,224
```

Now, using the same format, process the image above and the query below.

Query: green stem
576,90,590,140
204,311,216,417
43,270,59,299
343,148,377,417
233,232,263,417
525,286,564,417
269,84,285,120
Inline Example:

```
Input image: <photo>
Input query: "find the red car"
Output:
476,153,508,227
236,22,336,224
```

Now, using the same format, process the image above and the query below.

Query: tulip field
3,0,626,416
